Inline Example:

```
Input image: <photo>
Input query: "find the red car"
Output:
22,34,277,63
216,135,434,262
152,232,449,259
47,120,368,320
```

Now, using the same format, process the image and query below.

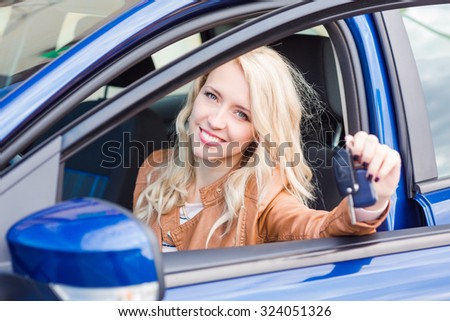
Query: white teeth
201,130,221,143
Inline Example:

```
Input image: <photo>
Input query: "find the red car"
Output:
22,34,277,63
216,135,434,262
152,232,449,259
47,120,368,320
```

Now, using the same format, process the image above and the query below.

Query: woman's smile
199,127,226,146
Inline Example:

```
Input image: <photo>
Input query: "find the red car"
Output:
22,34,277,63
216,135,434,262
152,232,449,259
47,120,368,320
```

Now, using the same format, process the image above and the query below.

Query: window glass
0,0,140,96
401,5,450,178
298,25,328,37
152,34,202,69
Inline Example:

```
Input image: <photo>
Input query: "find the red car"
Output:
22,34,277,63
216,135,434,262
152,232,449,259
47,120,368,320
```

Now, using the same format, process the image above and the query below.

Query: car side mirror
6,198,164,300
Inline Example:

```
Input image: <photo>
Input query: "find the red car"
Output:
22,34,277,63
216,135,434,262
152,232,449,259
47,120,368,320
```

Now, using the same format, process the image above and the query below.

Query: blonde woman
133,46,401,252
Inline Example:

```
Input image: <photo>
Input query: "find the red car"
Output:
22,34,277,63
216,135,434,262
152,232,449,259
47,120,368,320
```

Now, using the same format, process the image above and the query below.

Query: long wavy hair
134,46,319,246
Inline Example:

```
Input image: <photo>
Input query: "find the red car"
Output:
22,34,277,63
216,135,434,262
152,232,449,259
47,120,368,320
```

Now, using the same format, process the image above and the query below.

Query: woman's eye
205,92,218,101
235,110,249,121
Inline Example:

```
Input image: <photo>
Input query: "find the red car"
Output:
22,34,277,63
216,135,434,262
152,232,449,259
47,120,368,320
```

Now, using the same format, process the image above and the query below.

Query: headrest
270,34,342,120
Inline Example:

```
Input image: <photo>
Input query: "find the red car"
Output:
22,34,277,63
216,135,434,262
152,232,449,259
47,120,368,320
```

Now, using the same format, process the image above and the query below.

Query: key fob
332,148,377,208
352,168,377,208
333,148,356,196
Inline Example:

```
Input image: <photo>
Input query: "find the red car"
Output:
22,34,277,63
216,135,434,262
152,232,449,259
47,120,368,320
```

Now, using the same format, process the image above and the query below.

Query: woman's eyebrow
204,84,250,113
203,85,221,98
236,104,251,115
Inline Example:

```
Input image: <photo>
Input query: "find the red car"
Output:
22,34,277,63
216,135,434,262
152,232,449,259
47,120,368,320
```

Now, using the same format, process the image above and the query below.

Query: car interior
32,25,345,214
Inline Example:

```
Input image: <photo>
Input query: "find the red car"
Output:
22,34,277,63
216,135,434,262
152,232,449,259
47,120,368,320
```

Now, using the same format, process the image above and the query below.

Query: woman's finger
348,131,368,163
359,134,379,169
376,149,401,180
366,143,390,181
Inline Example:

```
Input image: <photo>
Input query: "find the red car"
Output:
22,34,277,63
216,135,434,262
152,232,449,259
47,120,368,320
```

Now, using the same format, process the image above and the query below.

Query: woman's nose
208,105,227,129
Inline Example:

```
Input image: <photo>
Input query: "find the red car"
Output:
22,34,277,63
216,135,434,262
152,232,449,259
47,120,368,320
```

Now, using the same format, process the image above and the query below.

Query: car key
352,167,377,208
333,147,377,224
333,148,358,224
333,147,356,196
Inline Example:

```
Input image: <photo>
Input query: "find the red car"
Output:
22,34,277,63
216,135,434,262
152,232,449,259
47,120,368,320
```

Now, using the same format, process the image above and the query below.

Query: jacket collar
198,169,232,207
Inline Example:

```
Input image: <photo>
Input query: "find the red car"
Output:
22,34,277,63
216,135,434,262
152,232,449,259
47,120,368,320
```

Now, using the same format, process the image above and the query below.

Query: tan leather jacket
133,150,389,251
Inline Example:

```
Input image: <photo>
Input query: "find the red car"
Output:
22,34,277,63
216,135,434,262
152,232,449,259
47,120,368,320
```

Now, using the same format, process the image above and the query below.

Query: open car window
59,24,345,215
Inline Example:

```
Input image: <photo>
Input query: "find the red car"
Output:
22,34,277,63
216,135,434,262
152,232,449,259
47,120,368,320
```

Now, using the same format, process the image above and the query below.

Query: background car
1,0,450,300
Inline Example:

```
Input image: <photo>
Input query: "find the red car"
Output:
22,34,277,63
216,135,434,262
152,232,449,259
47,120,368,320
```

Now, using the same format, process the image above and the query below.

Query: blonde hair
134,46,318,246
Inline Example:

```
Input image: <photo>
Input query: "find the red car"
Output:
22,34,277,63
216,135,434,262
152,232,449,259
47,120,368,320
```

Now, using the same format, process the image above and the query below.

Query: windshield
0,0,140,96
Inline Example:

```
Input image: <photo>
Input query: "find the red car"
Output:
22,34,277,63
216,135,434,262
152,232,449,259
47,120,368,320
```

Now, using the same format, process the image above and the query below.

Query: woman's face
189,60,254,166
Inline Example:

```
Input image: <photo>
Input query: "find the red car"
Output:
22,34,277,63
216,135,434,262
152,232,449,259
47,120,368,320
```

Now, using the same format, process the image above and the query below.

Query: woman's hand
345,131,401,211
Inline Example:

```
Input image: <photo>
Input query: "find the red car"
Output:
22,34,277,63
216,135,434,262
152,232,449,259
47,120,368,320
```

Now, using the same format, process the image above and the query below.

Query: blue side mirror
6,198,164,300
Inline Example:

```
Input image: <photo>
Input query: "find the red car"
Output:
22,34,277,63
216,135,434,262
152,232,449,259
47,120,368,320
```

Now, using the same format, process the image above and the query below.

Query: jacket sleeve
133,149,170,210
258,191,389,242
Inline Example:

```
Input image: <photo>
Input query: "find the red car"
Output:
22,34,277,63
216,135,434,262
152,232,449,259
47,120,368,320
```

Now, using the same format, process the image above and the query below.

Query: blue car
1,0,450,300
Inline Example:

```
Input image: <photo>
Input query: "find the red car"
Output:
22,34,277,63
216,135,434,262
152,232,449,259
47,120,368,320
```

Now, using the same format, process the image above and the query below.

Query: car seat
63,107,167,210
271,34,344,210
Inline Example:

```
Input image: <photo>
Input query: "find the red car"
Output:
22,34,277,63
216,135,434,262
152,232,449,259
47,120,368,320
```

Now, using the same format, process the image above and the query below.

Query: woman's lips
199,128,226,146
